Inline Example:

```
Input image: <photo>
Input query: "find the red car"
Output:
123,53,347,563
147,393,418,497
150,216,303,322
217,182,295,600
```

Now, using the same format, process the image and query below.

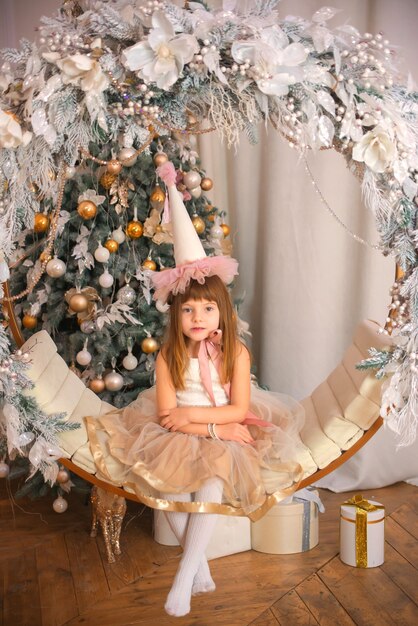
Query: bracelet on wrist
207,423,220,440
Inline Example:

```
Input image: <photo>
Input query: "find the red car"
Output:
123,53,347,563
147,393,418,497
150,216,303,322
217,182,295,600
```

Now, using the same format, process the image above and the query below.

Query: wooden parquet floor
1,479,417,626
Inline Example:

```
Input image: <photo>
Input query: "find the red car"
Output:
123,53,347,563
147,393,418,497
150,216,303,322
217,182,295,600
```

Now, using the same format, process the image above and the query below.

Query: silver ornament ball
117,285,136,305
118,147,138,167
76,349,92,366
46,257,66,278
0,462,10,478
190,186,202,199
80,320,96,334
104,370,124,391
183,170,202,189
53,496,68,513
56,468,70,484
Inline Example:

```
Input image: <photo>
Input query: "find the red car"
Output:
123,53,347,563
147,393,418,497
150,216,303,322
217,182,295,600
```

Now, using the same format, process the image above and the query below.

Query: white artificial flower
0,71,12,93
232,26,308,97
0,110,32,149
352,126,396,173
56,54,108,93
121,11,199,90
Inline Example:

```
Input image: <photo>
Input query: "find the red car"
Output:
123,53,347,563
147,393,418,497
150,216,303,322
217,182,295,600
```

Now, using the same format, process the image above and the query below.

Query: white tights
161,477,223,617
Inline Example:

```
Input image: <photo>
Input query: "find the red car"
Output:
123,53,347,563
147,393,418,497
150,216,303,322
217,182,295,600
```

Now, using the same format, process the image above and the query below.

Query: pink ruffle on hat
151,161,238,303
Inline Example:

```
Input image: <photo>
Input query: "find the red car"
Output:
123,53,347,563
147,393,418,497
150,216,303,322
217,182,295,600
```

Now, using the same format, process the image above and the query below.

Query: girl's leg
161,492,214,595
164,477,223,617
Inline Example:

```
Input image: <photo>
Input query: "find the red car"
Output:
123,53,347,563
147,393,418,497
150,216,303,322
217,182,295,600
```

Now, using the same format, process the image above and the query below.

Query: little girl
86,162,308,617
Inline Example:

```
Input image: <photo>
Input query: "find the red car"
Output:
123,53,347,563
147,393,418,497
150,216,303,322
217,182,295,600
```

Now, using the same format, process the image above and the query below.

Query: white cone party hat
150,161,238,303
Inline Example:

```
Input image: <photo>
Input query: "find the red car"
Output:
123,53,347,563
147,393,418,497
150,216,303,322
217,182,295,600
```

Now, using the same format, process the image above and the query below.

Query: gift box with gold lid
339,494,385,568
251,488,323,555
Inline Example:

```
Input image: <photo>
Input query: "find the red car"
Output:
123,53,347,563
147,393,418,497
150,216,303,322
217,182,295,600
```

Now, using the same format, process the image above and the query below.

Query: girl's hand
216,423,254,445
159,408,191,431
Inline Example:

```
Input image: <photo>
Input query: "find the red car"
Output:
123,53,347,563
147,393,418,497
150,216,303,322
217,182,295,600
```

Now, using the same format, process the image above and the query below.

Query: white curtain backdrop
2,0,418,401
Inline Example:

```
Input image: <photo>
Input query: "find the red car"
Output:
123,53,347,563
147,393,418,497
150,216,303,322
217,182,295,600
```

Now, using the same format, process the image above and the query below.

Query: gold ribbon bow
342,494,385,568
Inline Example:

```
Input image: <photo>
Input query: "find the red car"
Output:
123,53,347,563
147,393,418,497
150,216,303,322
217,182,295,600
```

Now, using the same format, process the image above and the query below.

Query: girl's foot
192,560,215,595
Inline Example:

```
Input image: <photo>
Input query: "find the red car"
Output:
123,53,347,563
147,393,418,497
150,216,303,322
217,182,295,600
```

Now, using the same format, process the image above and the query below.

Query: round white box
251,495,319,555
340,499,385,568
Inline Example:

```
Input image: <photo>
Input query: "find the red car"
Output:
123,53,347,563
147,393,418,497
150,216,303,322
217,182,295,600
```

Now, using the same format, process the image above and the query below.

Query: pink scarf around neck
197,337,272,428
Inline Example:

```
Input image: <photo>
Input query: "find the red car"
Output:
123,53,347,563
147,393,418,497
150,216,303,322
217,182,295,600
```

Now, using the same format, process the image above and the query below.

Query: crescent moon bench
17,320,390,561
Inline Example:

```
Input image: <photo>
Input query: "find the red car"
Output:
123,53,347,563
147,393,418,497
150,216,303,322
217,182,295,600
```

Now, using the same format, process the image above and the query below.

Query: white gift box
153,510,251,560
251,489,321,555
340,497,385,568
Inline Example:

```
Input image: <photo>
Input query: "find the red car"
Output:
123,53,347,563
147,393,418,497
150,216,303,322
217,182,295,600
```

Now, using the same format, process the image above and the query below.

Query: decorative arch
0,1,417,490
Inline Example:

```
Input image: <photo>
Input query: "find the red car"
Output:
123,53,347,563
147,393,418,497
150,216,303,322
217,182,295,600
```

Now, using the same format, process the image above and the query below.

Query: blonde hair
162,275,238,390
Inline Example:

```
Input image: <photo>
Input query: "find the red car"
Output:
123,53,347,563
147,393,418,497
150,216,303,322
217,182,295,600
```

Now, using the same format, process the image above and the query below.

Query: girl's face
181,298,220,346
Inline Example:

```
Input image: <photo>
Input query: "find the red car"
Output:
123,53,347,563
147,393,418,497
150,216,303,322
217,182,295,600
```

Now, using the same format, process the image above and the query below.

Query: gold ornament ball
221,223,231,237
100,172,117,189
126,220,143,239
200,177,213,191
141,336,159,354
192,215,205,234
153,152,168,166
22,314,37,330
69,293,89,313
89,377,106,393
77,200,97,220
34,213,50,233
150,185,166,210
106,159,122,175
142,258,157,271
104,239,119,253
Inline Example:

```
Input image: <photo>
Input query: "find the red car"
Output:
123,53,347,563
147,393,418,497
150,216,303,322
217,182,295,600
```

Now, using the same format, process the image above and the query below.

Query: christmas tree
9,133,231,408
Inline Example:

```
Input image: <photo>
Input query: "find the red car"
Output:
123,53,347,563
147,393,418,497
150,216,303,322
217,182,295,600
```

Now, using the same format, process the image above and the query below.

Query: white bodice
176,358,229,407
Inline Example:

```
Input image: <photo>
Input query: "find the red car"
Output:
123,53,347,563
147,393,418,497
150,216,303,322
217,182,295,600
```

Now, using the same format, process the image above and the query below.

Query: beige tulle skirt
85,385,307,519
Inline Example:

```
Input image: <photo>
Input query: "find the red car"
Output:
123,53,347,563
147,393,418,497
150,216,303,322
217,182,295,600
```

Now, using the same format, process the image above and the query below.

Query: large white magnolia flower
122,11,199,90
232,26,308,97
55,54,108,93
0,110,32,149
352,126,396,173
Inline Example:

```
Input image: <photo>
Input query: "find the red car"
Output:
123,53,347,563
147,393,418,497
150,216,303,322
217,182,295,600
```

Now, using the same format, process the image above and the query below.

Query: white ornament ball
104,370,124,391
118,146,138,167
0,462,10,478
190,186,202,199
46,257,66,278
111,226,126,244
65,166,76,179
99,270,114,288
116,285,136,305
183,170,202,189
53,496,68,513
94,244,110,263
123,353,138,370
76,349,92,366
